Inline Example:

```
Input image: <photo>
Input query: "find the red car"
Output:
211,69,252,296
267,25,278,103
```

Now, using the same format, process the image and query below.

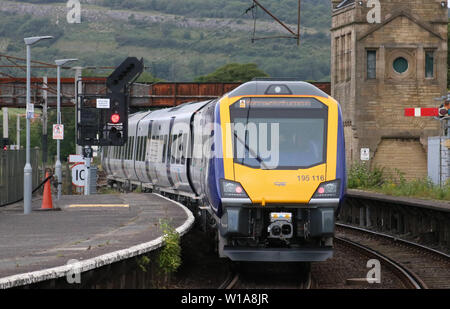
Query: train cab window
230,97,328,170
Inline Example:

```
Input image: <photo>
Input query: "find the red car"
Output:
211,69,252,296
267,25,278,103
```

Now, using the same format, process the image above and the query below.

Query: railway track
219,262,312,289
335,223,450,289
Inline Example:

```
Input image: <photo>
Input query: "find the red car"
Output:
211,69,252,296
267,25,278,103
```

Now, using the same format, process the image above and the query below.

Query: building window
393,57,408,74
367,50,376,79
425,51,434,78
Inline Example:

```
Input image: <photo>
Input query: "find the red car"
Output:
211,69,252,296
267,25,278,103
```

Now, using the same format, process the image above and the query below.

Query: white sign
71,163,86,187
53,124,64,140
361,148,370,161
96,98,110,109
69,154,93,163
26,104,34,119
69,154,84,163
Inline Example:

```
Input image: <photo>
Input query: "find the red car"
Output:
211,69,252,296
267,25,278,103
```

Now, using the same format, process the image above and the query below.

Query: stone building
331,0,448,180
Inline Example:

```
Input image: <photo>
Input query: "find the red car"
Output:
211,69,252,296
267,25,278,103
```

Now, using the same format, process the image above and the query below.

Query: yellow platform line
68,204,130,208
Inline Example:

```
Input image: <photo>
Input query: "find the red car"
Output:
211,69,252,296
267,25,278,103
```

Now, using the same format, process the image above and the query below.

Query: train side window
140,136,144,161
142,137,146,161
174,134,180,165
143,138,148,161
137,136,141,161
181,133,187,165
126,137,133,160
170,134,176,164
127,137,131,160
162,135,167,163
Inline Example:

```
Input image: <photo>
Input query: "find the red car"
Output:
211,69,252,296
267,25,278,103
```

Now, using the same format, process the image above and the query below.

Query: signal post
76,57,144,194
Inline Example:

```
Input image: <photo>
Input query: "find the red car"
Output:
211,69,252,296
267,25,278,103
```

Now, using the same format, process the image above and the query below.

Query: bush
348,161,450,201
347,162,386,189
158,220,181,275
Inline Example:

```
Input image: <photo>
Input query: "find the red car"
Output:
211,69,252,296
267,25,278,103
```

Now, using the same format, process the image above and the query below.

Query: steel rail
336,223,450,260
334,236,425,289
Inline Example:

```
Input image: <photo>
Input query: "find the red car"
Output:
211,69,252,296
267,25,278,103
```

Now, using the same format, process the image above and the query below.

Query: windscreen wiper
233,130,269,170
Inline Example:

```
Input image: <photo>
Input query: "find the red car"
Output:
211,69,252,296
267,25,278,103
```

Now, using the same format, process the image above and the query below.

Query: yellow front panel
220,94,339,204
234,163,327,204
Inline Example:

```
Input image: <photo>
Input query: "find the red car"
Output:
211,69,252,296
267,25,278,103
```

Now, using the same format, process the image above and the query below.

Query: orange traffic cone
40,171,53,210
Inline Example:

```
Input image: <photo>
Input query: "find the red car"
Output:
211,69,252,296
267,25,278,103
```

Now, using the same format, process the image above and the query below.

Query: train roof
227,81,329,99
129,100,213,121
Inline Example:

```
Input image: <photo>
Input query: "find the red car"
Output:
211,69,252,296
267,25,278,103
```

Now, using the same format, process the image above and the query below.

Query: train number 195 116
298,175,325,182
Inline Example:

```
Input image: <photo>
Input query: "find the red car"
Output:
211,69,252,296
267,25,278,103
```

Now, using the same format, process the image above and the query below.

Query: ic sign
71,163,85,187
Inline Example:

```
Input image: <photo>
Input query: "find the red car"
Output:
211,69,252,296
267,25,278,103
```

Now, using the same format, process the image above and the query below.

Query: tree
195,63,268,83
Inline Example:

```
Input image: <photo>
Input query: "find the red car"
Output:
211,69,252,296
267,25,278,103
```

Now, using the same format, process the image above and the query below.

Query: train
102,80,346,262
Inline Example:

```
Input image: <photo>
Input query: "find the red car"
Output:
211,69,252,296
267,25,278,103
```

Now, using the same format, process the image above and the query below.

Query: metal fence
0,149,42,206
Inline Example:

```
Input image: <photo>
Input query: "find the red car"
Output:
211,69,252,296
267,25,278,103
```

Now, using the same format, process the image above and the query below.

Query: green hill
0,0,332,81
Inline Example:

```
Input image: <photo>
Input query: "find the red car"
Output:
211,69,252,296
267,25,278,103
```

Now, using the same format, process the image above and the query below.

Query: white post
2,107,7,140
23,36,53,214
24,44,32,214
16,114,20,149
56,66,62,199
74,66,83,155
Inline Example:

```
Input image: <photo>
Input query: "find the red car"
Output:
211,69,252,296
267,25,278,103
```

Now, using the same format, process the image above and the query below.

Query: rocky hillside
0,0,332,81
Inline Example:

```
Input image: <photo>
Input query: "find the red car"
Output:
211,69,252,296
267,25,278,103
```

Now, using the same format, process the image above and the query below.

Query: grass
348,162,450,201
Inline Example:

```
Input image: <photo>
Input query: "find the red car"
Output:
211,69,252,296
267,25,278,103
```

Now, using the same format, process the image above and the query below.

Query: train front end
214,81,346,262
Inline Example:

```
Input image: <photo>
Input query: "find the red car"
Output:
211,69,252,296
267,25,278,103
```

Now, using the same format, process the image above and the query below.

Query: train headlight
220,179,249,199
312,180,341,199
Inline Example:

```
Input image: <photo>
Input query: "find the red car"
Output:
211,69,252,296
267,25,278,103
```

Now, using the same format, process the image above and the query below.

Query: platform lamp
23,36,53,214
55,59,78,200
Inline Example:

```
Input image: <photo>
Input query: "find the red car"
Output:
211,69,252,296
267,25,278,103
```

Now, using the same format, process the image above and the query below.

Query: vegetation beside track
348,162,450,201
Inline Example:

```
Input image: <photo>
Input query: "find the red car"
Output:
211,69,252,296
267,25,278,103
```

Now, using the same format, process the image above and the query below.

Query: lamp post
23,36,53,214
55,59,78,200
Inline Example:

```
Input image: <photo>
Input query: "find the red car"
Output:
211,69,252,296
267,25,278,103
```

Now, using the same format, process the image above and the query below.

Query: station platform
347,189,450,212
0,193,194,289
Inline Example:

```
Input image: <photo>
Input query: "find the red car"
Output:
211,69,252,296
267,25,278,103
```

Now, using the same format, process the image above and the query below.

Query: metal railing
0,149,42,206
